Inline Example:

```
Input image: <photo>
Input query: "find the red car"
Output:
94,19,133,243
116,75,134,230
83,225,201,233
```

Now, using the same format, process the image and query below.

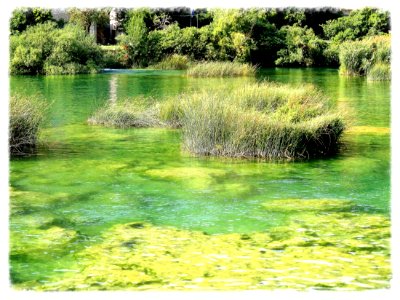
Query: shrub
10,23,103,75
43,24,102,75
100,45,129,68
9,94,47,155
187,61,256,77
276,25,327,67
88,99,161,128
149,54,190,70
179,83,345,159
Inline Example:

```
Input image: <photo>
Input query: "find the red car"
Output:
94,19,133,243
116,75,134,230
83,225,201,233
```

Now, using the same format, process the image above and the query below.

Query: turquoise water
9,68,390,287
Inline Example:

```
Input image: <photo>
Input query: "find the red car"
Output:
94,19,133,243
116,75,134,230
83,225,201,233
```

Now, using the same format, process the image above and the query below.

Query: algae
346,126,390,135
34,210,390,291
11,226,78,259
262,199,354,212
145,167,227,189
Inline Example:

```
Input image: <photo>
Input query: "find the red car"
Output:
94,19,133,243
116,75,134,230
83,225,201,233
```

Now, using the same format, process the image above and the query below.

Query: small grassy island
89,82,345,160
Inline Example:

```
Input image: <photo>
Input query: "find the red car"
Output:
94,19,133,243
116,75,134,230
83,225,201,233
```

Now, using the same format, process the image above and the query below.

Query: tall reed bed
9,94,47,155
177,84,344,159
339,35,390,80
149,54,190,70
187,61,256,77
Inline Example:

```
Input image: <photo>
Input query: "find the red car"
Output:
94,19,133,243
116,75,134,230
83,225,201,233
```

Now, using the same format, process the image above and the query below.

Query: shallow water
9,68,390,289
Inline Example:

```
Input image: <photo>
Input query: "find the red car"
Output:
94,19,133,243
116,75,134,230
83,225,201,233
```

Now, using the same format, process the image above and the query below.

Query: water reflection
109,75,118,104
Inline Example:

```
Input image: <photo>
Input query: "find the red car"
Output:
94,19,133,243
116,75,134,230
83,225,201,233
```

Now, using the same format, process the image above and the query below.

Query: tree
322,7,390,43
10,8,53,35
276,25,327,67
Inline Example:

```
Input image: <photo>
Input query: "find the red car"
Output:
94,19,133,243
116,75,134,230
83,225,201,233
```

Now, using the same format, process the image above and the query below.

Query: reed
339,35,390,79
150,54,190,70
179,83,345,159
367,62,391,81
187,61,256,77
9,94,47,155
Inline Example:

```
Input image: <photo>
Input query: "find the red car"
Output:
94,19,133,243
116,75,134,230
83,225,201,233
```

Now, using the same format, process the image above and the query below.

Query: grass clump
367,62,391,81
89,83,345,160
339,35,390,80
187,61,256,77
179,83,345,159
149,54,190,70
9,94,47,155
88,98,160,128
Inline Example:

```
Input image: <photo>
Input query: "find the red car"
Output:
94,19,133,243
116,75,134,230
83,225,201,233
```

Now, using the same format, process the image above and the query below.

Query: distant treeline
9,7,390,74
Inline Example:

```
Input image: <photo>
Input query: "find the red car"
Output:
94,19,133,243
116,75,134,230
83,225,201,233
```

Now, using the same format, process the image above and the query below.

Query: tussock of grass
150,54,190,70
9,94,47,155
187,61,256,77
89,83,345,160
88,98,161,128
178,83,345,159
367,62,391,81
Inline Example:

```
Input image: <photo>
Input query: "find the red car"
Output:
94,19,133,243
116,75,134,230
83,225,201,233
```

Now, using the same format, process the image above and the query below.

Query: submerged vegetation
9,94,47,155
89,83,345,160
14,198,389,291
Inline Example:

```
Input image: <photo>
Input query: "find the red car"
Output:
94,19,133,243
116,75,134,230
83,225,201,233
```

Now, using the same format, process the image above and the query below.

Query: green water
9,68,390,289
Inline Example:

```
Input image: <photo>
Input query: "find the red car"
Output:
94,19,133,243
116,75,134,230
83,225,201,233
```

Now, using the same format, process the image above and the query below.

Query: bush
88,99,161,128
149,54,190,70
9,94,47,155
187,61,256,77
100,45,129,68
179,83,344,159
10,23,103,75
276,25,327,67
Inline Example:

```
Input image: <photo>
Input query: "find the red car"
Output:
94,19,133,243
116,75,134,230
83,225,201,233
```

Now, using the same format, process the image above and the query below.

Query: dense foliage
10,8,54,35
10,22,103,75
114,7,389,69
9,7,390,73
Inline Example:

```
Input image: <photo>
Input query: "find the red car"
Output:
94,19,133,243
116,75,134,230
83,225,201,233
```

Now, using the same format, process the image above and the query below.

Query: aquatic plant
263,198,354,212
367,62,391,81
9,94,47,155
88,99,161,128
187,61,256,77
149,54,190,70
179,83,345,159
339,35,390,79
30,205,390,291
